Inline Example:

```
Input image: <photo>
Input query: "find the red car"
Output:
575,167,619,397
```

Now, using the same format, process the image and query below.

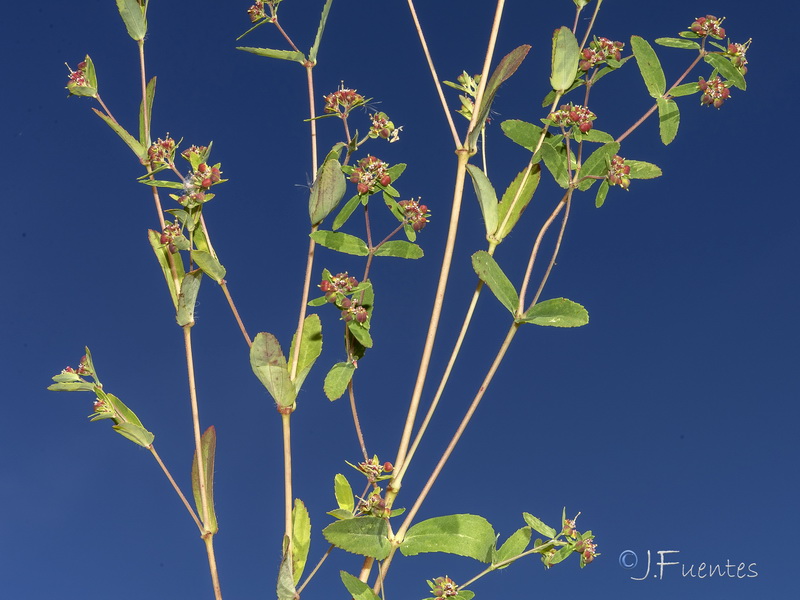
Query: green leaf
550,27,580,92
139,179,186,190
334,474,354,513
292,499,311,585
277,549,296,600
465,164,499,238
595,179,610,208
347,320,373,349
626,160,662,179
373,241,423,259
471,251,518,315
287,314,322,392
323,361,355,401
48,381,96,392
148,229,184,309
322,516,391,559
92,108,146,160
630,36,666,98
191,250,226,284
501,119,544,152
668,82,699,98
548,543,575,566
467,45,531,151
655,37,700,50
236,47,306,64
521,298,589,327
309,156,347,226
308,0,334,64
139,76,156,147
115,0,147,41
250,332,297,408
400,514,496,562
332,194,361,230
494,526,532,568
656,97,680,145
191,426,218,533
176,269,203,327
580,129,615,143
112,422,155,447
310,231,369,256
327,508,354,520
522,513,557,538
578,142,619,191
494,165,540,241
340,571,381,600
539,143,569,189
704,53,746,90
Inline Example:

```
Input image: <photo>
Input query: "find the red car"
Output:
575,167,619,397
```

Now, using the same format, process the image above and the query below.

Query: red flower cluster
323,86,366,116
579,37,624,71
398,199,430,232
548,104,596,134
698,76,731,108
690,15,726,39
147,136,176,165
349,155,391,195
608,155,631,189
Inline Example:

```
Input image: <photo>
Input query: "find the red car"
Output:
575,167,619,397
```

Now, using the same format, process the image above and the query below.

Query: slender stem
182,326,211,531
148,445,203,532
464,0,506,147
358,557,374,583
281,412,293,549
220,282,252,347
390,149,470,483
297,544,334,594
93,94,118,125
460,541,563,588
306,65,319,177
578,0,603,49
138,40,150,147
405,0,460,147
347,379,369,461
530,196,572,308
517,193,569,312
273,18,301,54
203,535,224,600
289,230,317,380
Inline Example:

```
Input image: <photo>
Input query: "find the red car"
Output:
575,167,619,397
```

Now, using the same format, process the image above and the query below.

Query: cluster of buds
159,223,182,253
177,162,222,205
698,76,731,108
689,15,726,39
354,456,393,483
607,155,631,189
319,272,359,302
246,1,266,22
340,297,368,324
429,576,460,599
323,86,367,117
92,396,113,418
350,155,391,195
181,145,208,162
147,135,176,166
548,104,596,134
66,62,89,88
369,112,401,143
398,199,431,232
576,538,599,566
63,355,92,378
726,40,750,75
357,490,389,518
579,37,624,71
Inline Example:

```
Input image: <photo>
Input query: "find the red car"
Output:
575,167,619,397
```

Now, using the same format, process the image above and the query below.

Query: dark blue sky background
2,1,797,598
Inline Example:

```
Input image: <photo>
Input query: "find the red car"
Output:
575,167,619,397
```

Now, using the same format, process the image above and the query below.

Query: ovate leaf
191,426,218,533
471,251,518,316
334,474,355,513
288,314,323,392
373,241,423,259
550,27,580,92
657,97,679,145
626,160,662,179
324,361,355,401
631,36,666,98
501,119,544,152
176,269,202,327
704,53,746,90
494,526,532,568
309,156,347,226
494,164,540,241
310,231,369,256
577,142,619,191
250,332,296,408
340,571,381,600
292,499,311,585
191,250,226,284
237,47,306,64
522,512,557,538
92,108,146,160
322,516,391,559
521,298,588,327
655,37,700,50
115,0,147,41
465,164,498,237
400,514,495,562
